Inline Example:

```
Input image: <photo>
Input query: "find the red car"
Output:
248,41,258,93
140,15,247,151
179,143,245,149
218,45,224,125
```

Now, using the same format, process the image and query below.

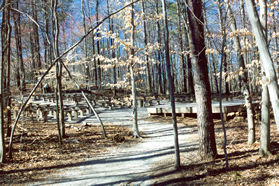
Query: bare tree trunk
43,0,51,65
217,0,229,169
96,0,101,88
32,0,41,69
225,0,255,145
82,0,88,58
0,0,11,163
52,0,65,141
8,0,140,158
12,0,25,93
202,3,219,94
156,1,164,94
245,0,279,131
180,1,194,95
107,0,117,90
176,0,187,93
186,0,217,159
130,0,140,138
162,0,181,169
142,0,152,93
258,0,271,156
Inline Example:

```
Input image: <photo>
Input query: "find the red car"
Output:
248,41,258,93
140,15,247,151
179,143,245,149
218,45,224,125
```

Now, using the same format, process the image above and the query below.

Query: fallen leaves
0,121,136,184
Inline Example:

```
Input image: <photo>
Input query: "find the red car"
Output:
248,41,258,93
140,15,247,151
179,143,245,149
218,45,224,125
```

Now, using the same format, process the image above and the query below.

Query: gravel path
31,107,199,185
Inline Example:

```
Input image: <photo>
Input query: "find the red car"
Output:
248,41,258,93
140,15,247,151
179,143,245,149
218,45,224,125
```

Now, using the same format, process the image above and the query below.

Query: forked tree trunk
186,0,217,159
245,0,279,131
162,0,181,169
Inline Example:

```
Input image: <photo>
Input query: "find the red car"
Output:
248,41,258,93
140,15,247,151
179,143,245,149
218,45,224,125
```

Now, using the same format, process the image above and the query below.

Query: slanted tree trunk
225,0,255,145
162,0,181,169
186,0,217,159
245,0,279,131
258,0,271,156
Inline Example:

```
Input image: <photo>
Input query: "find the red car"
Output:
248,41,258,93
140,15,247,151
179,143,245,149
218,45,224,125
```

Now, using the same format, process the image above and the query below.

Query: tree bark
12,0,25,93
258,0,271,155
225,0,255,145
32,0,42,69
245,0,279,131
142,0,152,94
186,0,217,159
0,0,11,163
52,0,65,141
156,1,164,94
180,0,194,95
130,0,140,138
162,0,181,169
176,0,187,93
82,0,88,58
96,0,101,88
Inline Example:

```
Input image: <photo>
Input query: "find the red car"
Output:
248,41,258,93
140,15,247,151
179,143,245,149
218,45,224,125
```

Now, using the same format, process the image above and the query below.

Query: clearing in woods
1,104,279,185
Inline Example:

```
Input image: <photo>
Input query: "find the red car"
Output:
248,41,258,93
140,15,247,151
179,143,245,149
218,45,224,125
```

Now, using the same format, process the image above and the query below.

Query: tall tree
43,0,51,65
96,0,102,88
82,0,88,58
52,0,65,140
0,0,11,163
225,0,255,145
258,0,270,155
186,0,217,159
142,0,152,93
12,0,25,93
162,0,180,169
155,1,164,94
176,0,187,93
31,0,42,69
130,0,140,138
245,0,279,131
180,0,194,95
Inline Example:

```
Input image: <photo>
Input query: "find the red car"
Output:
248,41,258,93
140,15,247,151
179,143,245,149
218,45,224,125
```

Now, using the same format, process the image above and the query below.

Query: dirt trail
30,108,199,185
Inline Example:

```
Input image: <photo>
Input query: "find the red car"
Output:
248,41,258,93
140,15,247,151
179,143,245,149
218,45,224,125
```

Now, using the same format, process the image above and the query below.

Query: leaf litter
0,121,137,184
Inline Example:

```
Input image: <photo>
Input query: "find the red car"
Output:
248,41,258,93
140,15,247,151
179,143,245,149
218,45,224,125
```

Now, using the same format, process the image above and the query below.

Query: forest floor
0,107,279,185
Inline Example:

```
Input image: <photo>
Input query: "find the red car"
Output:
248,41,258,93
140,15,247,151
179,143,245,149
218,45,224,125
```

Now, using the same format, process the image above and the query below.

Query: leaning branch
61,61,107,138
8,0,141,157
